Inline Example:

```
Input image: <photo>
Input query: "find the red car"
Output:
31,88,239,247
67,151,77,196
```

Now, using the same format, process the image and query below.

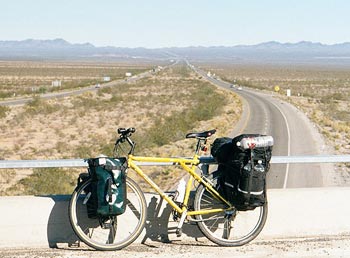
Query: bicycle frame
127,154,233,217
70,128,269,250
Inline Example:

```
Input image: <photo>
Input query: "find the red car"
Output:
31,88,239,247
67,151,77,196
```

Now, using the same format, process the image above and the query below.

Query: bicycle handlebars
115,127,216,156
117,127,136,136
114,128,136,156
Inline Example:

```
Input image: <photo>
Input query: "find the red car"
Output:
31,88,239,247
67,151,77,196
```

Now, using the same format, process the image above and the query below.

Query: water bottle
243,161,252,173
254,160,265,173
238,161,252,194
175,178,186,203
238,160,265,195
236,136,274,149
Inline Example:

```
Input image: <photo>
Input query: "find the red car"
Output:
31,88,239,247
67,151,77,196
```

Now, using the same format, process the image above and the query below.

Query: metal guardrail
0,155,350,169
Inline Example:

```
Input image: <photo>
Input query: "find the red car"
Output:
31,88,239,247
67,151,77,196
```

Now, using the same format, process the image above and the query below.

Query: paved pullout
0,188,349,257
1,236,349,258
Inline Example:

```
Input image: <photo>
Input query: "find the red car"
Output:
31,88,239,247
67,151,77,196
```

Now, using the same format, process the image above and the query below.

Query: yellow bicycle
69,127,268,250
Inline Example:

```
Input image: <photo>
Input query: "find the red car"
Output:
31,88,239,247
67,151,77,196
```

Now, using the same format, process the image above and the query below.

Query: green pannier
87,157,127,218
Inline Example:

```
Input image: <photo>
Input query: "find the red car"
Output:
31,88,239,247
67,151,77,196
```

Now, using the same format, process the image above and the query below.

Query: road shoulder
1,235,349,258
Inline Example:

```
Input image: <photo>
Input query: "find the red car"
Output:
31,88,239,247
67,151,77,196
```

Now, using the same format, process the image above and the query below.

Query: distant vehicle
237,86,243,90
95,83,101,88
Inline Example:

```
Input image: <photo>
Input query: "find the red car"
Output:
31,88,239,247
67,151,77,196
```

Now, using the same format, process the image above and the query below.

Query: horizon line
1,38,350,49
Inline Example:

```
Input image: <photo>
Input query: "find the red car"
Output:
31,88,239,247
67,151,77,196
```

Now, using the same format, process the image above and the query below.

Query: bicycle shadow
46,195,79,248
45,193,205,248
141,194,204,245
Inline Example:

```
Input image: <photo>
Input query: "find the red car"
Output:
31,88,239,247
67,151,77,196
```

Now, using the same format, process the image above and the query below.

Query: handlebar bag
87,157,127,217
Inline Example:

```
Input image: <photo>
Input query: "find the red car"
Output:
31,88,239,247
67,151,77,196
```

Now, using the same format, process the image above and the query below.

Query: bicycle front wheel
193,179,268,247
69,177,147,251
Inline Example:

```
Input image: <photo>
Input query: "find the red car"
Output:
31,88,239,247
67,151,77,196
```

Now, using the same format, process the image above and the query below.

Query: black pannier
85,157,127,218
211,134,273,211
211,137,233,163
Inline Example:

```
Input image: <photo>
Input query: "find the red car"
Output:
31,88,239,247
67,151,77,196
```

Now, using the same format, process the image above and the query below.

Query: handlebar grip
117,128,126,134
117,127,136,135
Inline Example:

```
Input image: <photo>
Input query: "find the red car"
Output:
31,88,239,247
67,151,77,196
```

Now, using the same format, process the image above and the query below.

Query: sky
1,0,350,48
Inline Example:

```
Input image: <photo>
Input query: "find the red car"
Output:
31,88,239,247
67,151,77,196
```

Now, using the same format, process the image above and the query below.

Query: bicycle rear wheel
193,177,268,247
69,177,147,251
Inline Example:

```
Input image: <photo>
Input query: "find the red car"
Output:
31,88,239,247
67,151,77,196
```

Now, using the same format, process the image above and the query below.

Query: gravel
1,235,350,258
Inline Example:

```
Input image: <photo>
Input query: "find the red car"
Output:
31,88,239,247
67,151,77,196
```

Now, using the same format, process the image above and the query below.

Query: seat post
195,138,206,155
194,138,201,155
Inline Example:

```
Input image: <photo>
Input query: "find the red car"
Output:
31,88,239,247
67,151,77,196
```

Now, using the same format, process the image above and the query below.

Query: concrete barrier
0,187,349,248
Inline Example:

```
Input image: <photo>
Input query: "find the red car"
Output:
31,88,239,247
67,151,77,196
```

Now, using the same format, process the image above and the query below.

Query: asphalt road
0,60,182,107
0,70,152,106
192,65,333,188
234,88,331,188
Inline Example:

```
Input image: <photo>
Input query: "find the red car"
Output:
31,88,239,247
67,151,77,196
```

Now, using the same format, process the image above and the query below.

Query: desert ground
0,61,241,195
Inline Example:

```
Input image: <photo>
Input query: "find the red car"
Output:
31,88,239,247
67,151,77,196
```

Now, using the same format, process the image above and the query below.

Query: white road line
270,100,291,189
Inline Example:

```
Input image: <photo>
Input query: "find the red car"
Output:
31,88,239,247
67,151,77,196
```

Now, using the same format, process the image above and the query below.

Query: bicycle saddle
186,129,216,139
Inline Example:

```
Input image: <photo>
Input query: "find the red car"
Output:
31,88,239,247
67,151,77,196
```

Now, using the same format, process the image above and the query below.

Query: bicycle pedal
68,241,80,248
172,212,179,221
176,228,182,237
101,221,115,229
168,193,176,199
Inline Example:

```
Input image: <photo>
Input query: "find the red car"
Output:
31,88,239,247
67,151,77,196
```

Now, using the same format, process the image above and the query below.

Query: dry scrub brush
0,63,241,194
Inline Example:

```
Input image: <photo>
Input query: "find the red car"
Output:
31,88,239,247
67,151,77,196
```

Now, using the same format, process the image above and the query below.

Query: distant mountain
167,41,350,55
1,39,350,64
0,38,83,48
0,38,170,60
237,41,350,53
166,41,350,65
0,38,95,51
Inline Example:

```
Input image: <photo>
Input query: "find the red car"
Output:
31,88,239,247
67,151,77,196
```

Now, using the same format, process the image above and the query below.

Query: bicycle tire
193,175,268,247
69,177,147,251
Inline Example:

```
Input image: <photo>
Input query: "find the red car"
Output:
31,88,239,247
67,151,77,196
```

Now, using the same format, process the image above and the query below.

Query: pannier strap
86,159,121,172
103,164,121,172
107,178,113,203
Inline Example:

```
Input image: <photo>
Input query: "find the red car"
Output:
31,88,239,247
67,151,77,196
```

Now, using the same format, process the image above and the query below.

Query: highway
191,64,333,188
0,60,183,107
1,61,333,188
0,69,154,106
